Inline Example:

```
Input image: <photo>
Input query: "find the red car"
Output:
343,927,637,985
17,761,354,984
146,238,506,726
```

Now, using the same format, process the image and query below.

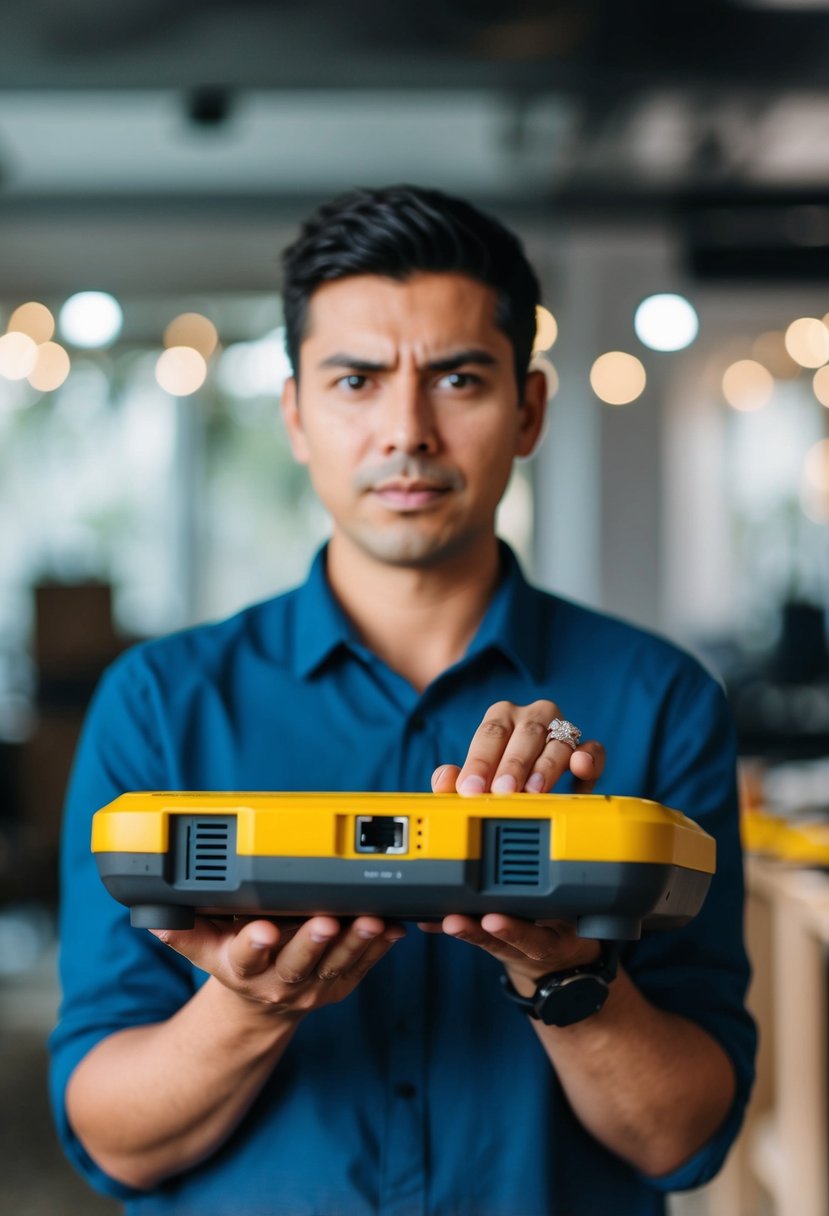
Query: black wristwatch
499,941,619,1027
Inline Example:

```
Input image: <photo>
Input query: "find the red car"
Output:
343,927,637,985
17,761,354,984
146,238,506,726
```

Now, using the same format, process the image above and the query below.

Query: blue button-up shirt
50,545,755,1216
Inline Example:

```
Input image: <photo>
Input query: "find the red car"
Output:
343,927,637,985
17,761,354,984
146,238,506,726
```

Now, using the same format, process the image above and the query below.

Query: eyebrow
317,348,499,373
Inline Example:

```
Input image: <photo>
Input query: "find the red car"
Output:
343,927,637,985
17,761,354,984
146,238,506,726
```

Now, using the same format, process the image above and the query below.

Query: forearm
532,967,736,1176
66,976,302,1190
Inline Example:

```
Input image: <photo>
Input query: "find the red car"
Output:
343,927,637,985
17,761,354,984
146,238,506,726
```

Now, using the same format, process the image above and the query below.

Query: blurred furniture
696,853,829,1216
1,582,128,904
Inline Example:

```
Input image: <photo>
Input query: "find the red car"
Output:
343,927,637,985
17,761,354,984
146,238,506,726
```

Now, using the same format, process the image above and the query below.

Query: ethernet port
355,815,408,855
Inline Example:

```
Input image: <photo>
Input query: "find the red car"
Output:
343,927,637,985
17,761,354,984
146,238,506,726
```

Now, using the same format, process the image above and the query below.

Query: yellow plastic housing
92,791,715,873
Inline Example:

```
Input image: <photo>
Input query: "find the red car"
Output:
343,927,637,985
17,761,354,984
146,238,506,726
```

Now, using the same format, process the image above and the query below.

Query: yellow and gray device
91,791,716,941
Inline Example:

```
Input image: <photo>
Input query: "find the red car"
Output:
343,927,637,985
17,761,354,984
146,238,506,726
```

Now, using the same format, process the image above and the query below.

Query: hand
431,699,605,796
419,913,601,993
151,915,405,1018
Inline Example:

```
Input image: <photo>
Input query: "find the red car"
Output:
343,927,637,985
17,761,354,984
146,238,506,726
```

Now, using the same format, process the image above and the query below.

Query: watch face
536,974,610,1027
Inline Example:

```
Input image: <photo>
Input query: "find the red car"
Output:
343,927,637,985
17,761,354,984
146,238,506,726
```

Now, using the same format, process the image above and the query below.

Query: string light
721,360,774,411
589,352,646,405
163,313,219,360
533,306,558,353
8,302,55,344
59,292,123,349
0,332,38,380
634,293,698,352
155,346,207,396
28,342,71,392
784,317,829,368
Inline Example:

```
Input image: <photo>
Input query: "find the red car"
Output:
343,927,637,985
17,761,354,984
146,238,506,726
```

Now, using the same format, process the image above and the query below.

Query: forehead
300,272,507,357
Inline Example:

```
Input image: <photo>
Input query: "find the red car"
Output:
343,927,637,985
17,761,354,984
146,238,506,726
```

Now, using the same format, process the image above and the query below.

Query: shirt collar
292,541,551,684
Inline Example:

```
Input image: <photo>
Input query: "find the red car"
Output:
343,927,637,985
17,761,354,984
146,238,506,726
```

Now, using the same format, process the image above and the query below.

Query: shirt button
394,1081,417,1100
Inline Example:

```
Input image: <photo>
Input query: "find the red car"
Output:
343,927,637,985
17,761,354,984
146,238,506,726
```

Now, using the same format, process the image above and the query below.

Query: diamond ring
546,718,582,750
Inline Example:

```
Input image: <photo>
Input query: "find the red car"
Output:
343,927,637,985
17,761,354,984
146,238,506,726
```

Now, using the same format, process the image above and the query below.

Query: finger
439,914,527,965
455,701,557,796
431,764,461,793
522,732,599,794
150,916,230,970
570,740,605,794
313,916,388,980
227,919,285,979
488,701,562,795
271,916,343,984
482,914,601,971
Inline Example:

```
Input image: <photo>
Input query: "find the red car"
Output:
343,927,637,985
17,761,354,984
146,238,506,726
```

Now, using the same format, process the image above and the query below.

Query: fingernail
459,775,486,795
251,939,272,950
385,931,406,942
525,772,545,792
311,932,336,943
356,928,379,940
492,774,517,794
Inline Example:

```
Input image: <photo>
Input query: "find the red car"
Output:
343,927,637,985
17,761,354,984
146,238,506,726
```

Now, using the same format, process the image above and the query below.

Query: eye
437,371,480,391
338,373,369,392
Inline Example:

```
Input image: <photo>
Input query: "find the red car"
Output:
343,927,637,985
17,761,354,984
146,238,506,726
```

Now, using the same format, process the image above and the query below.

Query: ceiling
5,0,829,292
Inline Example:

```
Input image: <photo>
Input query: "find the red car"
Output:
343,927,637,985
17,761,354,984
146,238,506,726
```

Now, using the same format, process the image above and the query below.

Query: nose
379,375,438,456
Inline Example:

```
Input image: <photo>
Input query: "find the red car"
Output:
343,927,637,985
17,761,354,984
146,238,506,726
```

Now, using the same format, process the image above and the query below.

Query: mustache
353,452,464,493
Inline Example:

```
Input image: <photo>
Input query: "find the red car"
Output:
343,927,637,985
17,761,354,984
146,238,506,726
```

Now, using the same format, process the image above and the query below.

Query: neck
325,534,502,692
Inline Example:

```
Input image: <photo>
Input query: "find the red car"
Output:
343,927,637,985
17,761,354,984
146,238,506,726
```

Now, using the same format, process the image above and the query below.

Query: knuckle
316,966,340,982
500,755,528,773
480,718,510,741
274,966,306,985
518,717,548,740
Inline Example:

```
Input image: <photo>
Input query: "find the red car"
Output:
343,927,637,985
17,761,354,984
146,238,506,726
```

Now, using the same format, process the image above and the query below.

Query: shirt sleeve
47,649,196,1199
624,659,757,1192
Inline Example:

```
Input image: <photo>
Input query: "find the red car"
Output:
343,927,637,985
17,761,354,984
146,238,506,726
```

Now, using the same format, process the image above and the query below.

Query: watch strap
500,941,619,1026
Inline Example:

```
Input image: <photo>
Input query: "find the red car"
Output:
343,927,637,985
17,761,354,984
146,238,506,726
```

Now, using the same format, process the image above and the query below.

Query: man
50,184,755,1216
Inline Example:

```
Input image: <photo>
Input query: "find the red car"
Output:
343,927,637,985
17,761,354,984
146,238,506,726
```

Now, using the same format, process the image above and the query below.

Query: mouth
371,480,452,511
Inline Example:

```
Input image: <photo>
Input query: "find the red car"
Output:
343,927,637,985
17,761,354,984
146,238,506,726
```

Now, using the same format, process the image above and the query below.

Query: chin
350,526,465,569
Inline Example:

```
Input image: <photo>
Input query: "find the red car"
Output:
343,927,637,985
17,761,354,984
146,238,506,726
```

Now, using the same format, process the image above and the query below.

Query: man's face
281,272,545,569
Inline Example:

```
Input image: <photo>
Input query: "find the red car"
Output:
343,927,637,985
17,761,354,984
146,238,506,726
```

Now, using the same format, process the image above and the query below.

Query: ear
280,377,310,464
515,367,548,458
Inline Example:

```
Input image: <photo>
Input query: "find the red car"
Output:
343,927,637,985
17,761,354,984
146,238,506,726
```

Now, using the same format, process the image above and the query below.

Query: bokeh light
59,291,123,349
633,293,698,352
721,360,774,411
813,365,829,408
589,351,646,405
155,346,208,396
784,317,829,368
28,342,71,392
163,313,219,360
8,302,55,344
751,331,801,380
533,306,558,353
0,332,38,380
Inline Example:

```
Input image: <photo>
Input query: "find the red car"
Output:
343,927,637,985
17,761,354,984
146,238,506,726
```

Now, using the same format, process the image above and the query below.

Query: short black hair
280,184,541,389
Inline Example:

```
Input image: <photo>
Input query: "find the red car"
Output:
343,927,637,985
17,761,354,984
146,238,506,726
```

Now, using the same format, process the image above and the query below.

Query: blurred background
2,2,829,1213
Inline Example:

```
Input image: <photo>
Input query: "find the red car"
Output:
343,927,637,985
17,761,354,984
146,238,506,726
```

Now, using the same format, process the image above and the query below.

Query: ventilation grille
174,816,236,886
481,819,549,891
